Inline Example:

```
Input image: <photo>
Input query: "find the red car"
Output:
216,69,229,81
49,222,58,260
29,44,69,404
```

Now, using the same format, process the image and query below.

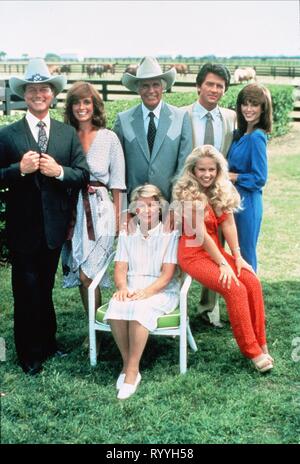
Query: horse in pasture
86,64,104,78
234,67,256,84
103,63,115,74
60,64,71,74
48,64,61,75
124,64,138,76
168,63,188,76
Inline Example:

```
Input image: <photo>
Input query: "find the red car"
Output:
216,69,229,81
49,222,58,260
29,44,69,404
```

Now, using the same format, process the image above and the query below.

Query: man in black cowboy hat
0,58,89,375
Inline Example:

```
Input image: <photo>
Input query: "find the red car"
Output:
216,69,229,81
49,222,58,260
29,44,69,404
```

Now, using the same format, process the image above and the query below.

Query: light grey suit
114,102,193,202
182,103,236,157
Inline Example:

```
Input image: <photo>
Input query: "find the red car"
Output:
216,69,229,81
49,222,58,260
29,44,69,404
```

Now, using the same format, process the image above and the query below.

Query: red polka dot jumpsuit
178,205,266,359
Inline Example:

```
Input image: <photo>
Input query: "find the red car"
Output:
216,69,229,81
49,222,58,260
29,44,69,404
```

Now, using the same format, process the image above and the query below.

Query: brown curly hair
64,81,106,129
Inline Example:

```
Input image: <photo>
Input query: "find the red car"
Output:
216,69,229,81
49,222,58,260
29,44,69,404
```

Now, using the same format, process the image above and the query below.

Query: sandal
252,354,273,373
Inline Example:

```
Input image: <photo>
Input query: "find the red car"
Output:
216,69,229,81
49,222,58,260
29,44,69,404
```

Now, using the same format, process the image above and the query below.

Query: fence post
4,87,11,116
102,82,108,101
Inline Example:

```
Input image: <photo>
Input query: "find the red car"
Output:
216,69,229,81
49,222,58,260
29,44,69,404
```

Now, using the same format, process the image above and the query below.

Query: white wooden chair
88,252,197,374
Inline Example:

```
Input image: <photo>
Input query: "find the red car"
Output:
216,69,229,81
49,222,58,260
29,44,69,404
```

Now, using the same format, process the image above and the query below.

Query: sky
0,0,299,59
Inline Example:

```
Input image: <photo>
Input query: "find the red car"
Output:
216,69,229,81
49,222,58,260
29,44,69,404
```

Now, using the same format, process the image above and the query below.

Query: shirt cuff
55,165,64,181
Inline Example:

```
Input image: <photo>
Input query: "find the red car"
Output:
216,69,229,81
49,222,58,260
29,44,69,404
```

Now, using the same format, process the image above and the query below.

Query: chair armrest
180,273,192,299
88,251,116,323
179,273,192,322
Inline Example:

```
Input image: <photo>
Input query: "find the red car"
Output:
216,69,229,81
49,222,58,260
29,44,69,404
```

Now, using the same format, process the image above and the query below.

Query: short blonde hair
129,184,168,218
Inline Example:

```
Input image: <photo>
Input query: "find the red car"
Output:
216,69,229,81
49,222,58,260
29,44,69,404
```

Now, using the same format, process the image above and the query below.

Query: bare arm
113,261,130,301
220,213,255,276
220,213,240,257
228,172,238,183
201,225,240,289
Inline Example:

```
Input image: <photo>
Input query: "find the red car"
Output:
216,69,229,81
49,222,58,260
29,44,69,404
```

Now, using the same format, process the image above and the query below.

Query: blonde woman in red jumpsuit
173,145,274,373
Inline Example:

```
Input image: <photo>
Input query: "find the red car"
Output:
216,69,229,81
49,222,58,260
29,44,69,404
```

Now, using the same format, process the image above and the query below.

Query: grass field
0,125,300,445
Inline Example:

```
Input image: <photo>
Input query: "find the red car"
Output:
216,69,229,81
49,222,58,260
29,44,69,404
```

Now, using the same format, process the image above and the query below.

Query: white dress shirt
191,102,223,151
25,111,64,180
141,100,162,134
26,111,51,141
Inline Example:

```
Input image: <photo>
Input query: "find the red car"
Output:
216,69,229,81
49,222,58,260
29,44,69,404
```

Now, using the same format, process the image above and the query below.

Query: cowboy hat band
9,58,67,99
122,56,177,93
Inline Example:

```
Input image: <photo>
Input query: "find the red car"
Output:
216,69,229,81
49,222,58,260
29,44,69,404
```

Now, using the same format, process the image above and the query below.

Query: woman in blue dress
228,84,272,271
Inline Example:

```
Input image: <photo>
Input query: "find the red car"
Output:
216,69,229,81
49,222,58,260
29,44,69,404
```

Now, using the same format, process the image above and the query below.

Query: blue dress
228,129,268,271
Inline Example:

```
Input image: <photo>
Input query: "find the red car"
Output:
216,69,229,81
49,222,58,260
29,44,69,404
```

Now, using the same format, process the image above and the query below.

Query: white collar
137,221,162,238
193,102,220,120
26,110,50,128
142,100,162,121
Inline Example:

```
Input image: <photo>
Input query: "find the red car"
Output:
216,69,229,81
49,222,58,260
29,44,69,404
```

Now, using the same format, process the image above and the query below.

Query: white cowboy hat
9,58,67,98
122,56,176,93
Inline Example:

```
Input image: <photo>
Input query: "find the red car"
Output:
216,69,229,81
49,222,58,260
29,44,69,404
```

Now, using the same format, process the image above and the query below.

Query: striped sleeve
115,231,129,262
163,232,179,264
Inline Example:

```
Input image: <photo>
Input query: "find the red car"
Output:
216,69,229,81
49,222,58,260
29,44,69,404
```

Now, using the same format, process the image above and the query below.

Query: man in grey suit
183,63,236,327
114,56,192,203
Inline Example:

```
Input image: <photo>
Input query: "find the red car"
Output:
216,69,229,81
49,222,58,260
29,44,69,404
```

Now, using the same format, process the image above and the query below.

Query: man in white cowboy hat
0,58,89,375
114,56,192,202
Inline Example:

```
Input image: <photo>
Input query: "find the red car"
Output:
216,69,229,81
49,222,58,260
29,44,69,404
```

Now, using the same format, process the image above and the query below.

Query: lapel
47,118,64,160
11,117,37,157
219,107,234,157
131,105,150,162
189,103,196,148
11,117,64,161
150,102,171,162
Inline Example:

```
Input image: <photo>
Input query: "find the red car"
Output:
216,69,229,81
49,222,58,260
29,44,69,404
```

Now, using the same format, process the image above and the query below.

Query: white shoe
116,373,126,390
117,373,141,400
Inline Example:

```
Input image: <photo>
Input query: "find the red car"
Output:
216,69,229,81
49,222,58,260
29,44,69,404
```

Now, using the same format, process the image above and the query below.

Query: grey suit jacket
113,101,192,201
182,103,236,157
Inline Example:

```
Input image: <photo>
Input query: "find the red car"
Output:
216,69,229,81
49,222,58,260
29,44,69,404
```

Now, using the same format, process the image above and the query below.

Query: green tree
44,53,61,62
0,51,7,61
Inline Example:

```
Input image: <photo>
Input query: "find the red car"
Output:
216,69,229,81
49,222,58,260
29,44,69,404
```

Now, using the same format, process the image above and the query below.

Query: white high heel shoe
117,373,141,400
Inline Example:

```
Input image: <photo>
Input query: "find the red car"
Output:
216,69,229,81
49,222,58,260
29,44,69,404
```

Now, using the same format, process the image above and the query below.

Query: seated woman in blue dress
228,84,273,271
104,184,180,400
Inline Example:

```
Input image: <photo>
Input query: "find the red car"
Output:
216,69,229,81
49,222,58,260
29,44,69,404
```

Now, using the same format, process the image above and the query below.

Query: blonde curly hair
172,145,241,213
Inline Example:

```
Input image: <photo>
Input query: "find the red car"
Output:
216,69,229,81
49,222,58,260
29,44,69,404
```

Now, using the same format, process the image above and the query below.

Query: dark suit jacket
0,117,89,252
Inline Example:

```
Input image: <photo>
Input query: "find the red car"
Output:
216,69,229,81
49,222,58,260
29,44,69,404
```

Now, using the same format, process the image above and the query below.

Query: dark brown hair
236,83,273,134
196,63,231,91
64,81,106,129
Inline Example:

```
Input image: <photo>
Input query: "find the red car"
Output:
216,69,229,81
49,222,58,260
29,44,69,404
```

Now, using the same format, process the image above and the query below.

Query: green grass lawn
1,134,300,445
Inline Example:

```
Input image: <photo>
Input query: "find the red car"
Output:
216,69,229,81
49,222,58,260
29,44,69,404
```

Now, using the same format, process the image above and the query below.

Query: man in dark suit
0,58,89,375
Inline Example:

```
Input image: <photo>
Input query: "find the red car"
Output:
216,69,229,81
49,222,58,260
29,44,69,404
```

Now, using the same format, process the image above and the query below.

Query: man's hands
39,153,61,177
20,151,61,177
20,150,40,174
